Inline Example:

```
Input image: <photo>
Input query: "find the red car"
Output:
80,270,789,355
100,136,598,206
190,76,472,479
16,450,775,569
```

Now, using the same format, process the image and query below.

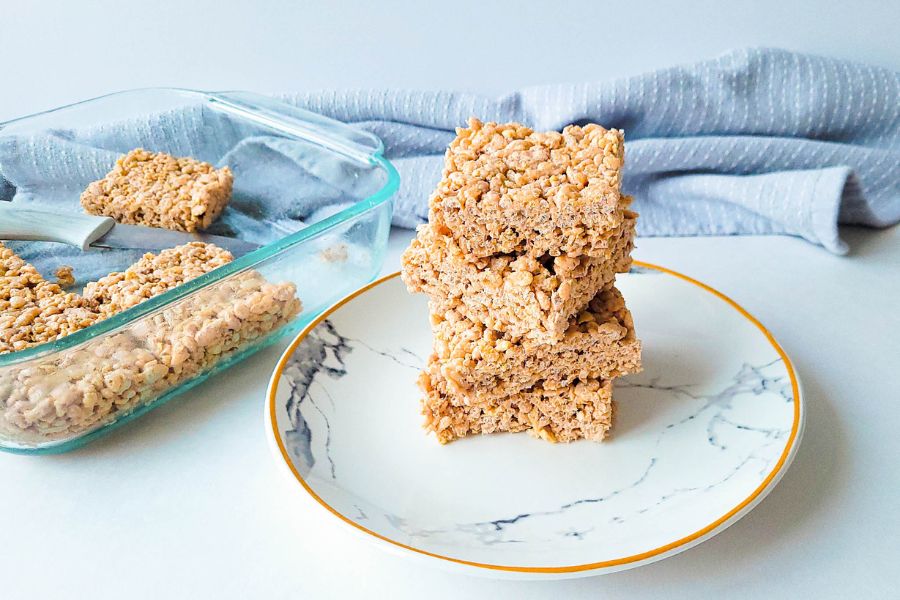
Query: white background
1,1,899,598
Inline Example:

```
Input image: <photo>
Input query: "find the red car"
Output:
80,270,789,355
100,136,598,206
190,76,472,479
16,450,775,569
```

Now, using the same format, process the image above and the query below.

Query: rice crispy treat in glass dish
401,212,635,343
0,241,235,354
80,148,233,233
82,242,234,317
432,286,641,402
0,243,101,354
0,242,302,443
428,118,628,258
420,359,614,444
0,271,301,442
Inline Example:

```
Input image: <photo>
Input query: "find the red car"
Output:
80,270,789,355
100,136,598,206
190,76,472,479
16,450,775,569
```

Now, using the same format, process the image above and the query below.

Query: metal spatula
0,204,260,257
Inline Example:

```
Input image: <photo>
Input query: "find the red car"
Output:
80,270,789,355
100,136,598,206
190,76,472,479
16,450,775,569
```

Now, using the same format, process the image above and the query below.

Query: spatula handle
0,204,115,251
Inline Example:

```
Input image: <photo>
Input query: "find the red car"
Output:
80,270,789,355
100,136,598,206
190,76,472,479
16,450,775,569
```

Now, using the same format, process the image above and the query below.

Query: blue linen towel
1,47,897,258
281,48,899,254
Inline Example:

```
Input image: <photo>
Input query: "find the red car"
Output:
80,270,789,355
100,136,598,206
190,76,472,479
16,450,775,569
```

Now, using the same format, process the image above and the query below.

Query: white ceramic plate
265,263,803,580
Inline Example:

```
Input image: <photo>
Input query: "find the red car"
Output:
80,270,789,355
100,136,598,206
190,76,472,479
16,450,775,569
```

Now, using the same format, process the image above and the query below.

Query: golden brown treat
1,242,235,354
1,241,297,346
402,213,634,343
429,118,628,258
82,242,234,317
420,360,614,444
0,244,101,353
54,266,75,288
0,271,301,442
80,148,233,233
433,287,641,401
0,243,302,442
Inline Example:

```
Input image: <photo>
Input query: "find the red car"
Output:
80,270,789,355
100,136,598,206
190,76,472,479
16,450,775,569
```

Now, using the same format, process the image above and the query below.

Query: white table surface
2,228,898,598
1,2,899,598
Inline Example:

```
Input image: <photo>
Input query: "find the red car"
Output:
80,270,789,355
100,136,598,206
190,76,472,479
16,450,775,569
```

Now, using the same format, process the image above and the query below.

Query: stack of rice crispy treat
402,118,641,444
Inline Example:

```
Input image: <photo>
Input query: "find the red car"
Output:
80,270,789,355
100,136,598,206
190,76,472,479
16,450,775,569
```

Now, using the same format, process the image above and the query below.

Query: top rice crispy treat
431,286,641,402
428,118,627,258
402,211,635,343
81,148,233,233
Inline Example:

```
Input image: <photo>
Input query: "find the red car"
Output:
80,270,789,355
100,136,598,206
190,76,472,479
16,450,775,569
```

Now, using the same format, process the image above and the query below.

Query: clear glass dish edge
0,89,401,368
0,89,400,453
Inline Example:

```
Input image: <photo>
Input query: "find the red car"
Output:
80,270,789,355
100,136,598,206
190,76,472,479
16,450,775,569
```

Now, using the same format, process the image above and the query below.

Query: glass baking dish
0,89,398,454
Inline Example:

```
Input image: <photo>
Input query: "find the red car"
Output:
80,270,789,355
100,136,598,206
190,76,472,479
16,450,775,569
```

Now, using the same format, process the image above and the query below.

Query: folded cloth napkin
1,47,897,259
281,47,899,254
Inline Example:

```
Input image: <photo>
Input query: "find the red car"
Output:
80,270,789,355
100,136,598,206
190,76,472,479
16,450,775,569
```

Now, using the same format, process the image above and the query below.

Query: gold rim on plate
267,261,802,574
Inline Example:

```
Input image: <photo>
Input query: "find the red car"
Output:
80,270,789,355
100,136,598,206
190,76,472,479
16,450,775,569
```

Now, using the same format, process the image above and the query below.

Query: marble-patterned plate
265,262,803,580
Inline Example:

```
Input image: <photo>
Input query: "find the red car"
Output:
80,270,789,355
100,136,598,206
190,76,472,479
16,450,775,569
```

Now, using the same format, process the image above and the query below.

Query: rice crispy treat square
432,286,641,401
401,212,635,343
81,242,234,317
428,118,628,258
420,359,614,444
0,243,100,353
0,241,302,441
81,148,233,233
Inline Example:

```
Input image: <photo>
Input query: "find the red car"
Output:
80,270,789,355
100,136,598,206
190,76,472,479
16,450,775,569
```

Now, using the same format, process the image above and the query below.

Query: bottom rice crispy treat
0,242,302,443
432,286,641,402
420,361,614,444
402,212,634,343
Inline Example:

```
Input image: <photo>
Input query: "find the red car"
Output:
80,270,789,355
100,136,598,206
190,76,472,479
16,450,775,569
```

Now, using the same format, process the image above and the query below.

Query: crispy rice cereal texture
401,213,634,342
0,245,100,354
429,118,628,258
0,242,301,443
420,360,614,444
406,117,641,445
82,242,234,317
80,148,233,233
432,286,641,401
